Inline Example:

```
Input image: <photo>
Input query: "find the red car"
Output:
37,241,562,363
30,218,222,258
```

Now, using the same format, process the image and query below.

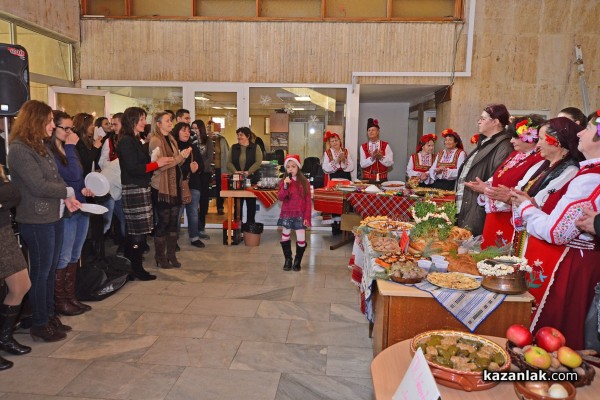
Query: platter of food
390,264,428,283
381,181,405,188
367,220,414,232
410,330,510,391
337,185,356,192
427,272,481,291
369,236,401,253
411,187,455,198
375,252,422,269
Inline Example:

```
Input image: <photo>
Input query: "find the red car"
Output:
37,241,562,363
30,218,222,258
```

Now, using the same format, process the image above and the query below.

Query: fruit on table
506,324,533,347
547,383,569,398
535,327,566,353
524,346,552,369
557,346,583,368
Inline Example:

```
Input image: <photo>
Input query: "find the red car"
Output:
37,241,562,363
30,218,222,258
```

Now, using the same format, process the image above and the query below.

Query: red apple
535,327,566,352
557,346,583,368
524,345,552,369
506,324,533,347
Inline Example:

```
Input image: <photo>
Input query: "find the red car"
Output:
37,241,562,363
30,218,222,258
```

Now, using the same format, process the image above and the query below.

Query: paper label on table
392,348,441,400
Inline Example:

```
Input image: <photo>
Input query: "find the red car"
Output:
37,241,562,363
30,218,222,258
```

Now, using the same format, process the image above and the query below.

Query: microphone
284,172,292,189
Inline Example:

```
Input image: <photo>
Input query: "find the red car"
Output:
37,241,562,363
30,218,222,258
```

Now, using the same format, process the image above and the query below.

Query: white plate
338,186,356,192
85,172,110,197
364,185,381,194
381,181,405,187
80,203,109,215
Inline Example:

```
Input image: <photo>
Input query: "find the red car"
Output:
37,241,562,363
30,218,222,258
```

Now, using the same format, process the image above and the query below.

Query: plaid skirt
121,184,153,235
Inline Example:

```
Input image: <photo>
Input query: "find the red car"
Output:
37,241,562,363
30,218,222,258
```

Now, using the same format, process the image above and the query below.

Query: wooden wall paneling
0,0,80,41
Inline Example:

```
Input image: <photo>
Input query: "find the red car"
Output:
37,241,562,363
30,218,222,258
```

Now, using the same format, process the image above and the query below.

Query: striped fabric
246,188,279,209
313,188,344,214
121,184,153,235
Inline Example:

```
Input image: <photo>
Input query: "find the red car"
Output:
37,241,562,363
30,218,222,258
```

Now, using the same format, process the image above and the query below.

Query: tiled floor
0,230,374,400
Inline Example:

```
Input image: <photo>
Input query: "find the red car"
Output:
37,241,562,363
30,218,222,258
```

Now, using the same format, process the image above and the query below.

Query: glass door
48,86,109,117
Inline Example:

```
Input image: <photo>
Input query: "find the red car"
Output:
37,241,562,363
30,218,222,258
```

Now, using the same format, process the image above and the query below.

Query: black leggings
199,171,211,230
152,188,180,237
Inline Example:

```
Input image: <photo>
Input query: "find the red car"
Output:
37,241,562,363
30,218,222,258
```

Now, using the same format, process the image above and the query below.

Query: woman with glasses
8,100,81,342
116,107,173,280
48,111,94,316
464,115,545,248
73,113,103,175
191,119,212,241
148,112,191,268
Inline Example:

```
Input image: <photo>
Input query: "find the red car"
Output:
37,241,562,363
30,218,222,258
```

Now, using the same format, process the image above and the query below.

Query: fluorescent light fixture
294,96,311,101
291,107,305,111
195,96,210,101
223,106,237,110
211,106,223,109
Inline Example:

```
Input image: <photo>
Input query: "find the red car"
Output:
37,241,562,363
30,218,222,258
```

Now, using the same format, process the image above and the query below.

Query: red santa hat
284,154,302,169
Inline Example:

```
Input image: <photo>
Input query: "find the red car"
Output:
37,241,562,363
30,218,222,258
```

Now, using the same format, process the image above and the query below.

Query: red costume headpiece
441,128,464,150
416,133,437,152
323,131,341,143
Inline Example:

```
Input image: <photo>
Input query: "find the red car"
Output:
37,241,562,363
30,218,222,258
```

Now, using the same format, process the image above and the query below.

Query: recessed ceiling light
291,107,305,111
211,106,223,109
195,96,210,101
294,96,311,101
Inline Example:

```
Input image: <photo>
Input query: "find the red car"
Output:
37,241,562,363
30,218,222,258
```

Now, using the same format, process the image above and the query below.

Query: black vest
231,143,257,172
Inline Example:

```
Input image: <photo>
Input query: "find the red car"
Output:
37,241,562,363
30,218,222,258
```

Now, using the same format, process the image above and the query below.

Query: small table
220,189,257,246
372,279,534,356
371,336,600,400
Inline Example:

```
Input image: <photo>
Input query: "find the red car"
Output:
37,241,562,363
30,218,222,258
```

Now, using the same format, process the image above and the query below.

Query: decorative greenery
410,200,457,240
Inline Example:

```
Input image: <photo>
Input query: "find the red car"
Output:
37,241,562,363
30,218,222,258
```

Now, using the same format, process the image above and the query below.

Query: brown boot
49,315,72,333
55,268,83,316
30,323,66,342
166,233,181,268
65,262,92,312
154,236,171,269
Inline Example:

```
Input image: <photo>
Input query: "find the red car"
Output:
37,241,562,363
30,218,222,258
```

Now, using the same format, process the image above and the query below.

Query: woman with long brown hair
148,112,191,268
8,100,81,342
72,113,102,175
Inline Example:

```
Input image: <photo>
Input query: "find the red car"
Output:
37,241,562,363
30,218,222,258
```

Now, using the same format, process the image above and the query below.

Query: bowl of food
410,330,510,391
514,381,575,400
389,263,427,284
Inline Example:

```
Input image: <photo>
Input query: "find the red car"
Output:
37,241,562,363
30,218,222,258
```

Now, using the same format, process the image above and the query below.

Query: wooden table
220,189,257,246
371,336,600,400
371,279,534,356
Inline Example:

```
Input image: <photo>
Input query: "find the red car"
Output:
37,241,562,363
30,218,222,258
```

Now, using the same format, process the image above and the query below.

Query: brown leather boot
154,236,171,269
49,315,72,333
54,268,83,316
166,233,181,268
65,262,91,312
30,323,66,342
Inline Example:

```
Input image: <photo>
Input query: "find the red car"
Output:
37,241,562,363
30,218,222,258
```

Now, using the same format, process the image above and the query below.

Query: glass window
325,0,387,18
15,26,72,81
249,87,346,159
56,93,106,118
260,0,321,18
131,0,192,17
392,0,456,18
0,19,11,44
194,91,237,144
196,0,256,17
86,0,127,16
88,86,184,121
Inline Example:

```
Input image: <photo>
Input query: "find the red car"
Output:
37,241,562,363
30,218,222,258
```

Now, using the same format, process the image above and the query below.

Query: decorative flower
470,134,480,144
442,128,455,137
373,119,379,126
544,133,559,147
515,118,538,143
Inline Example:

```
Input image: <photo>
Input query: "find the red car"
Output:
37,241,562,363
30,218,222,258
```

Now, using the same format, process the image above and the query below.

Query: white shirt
359,140,394,168
98,138,112,170
429,148,466,181
518,158,600,245
322,147,355,174
406,152,434,184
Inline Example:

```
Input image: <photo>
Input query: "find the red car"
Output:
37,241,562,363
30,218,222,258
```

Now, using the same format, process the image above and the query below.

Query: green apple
557,346,583,368
524,345,552,369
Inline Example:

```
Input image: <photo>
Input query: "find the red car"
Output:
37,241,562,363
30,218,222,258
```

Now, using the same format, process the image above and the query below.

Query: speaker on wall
0,43,30,116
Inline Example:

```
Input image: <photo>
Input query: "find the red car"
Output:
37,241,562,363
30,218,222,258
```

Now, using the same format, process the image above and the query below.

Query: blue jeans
178,189,201,241
19,220,64,327
99,197,126,236
57,212,90,270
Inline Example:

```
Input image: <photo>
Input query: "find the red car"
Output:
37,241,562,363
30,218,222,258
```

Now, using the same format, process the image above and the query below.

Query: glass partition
15,26,72,81
88,86,184,120
194,91,238,145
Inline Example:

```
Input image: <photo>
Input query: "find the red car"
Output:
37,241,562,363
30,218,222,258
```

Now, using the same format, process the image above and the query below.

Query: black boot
0,304,31,355
166,233,181,268
281,241,293,271
129,241,156,281
292,244,306,271
153,236,171,269
332,221,342,236
0,355,12,370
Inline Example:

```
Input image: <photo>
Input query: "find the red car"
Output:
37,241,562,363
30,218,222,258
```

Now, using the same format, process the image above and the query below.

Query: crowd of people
2,98,600,369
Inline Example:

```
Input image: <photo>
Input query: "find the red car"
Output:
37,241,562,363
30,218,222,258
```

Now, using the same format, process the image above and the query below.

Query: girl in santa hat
406,133,437,187
278,155,312,271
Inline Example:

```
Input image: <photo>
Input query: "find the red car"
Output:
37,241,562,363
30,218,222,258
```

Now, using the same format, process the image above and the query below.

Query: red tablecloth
313,188,344,214
245,188,279,208
346,193,418,221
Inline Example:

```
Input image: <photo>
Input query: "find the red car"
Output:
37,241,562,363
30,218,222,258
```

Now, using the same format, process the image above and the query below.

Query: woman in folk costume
359,118,393,182
322,131,354,235
465,115,544,248
429,129,466,190
512,112,600,349
406,133,437,187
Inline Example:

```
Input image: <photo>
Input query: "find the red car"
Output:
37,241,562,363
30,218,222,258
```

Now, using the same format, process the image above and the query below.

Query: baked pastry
447,254,480,276
407,238,459,256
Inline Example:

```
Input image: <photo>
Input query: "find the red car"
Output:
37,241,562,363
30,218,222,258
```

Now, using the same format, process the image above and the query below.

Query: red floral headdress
323,131,340,143
416,133,437,152
544,133,559,147
593,110,600,137
515,118,539,143
470,133,480,144
441,128,464,150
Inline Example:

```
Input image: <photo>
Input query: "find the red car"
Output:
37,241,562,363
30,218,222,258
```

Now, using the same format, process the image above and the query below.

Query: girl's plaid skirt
122,184,153,235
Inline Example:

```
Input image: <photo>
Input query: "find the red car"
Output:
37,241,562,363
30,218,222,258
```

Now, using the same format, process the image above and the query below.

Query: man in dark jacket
455,104,514,236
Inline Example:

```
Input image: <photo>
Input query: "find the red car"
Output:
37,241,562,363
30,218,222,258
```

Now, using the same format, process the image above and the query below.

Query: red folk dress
480,150,543,248
517,159,600,349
